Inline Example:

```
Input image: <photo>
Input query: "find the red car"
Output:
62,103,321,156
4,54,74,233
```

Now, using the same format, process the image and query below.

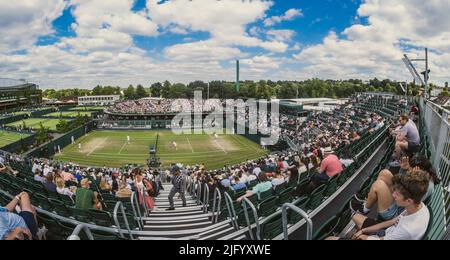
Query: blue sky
0,0,448,88
36,0,363,54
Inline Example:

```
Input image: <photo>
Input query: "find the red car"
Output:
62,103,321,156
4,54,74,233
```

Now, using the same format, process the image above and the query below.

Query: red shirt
319,154,343,178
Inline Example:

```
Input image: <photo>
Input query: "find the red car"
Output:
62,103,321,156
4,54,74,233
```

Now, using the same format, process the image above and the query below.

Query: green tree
124,85,136,100
136,84,148,99
150,82,163,97
161,81,172,98
36,123,50,145
56,119,69,133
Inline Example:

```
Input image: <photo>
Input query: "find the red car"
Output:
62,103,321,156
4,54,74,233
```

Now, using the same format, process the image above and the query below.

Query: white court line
186,136,194,153
118,141,128,155
87,137,109,156
211,135,227,154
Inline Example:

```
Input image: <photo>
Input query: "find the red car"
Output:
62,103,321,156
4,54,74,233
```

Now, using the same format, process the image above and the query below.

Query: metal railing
223,192,239,230
113,201,134,240
130,192,144,230
67,224,94,240
282,203,313,240
196,181,202,205
202,183,210,213
242,197,260,240
420,98,450,224
141,188,150,217
211,187,222,223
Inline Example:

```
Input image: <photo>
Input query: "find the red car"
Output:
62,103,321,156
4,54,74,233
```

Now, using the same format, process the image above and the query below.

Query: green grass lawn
0,130,31,148
53,130,268,169
6,118,70,131
69,106,106,111
44,111,93,118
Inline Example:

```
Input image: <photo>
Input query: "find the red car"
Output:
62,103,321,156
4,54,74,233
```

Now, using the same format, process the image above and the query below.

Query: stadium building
0,79,42,110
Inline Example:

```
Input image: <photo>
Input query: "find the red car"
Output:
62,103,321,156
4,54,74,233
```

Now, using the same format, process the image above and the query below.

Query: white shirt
272,178,285,187
32,163,42,174
57,187,74,198
247,174,257,182
43,166,52,177
239,175,249,184
376,203,430,240
253,167,262,176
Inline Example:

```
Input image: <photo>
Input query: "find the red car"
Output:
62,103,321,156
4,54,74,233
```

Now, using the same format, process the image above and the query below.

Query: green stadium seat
48,198,71,217
307,184,326,210
88,209,113,227
258,196,278,217
35,193,53,211
70,208,92,223
261,214,283,240
313,215,340,240
288,196,309,225
277,187,294,206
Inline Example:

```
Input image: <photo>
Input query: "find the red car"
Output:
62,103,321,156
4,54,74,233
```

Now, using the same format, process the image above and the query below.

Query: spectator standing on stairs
166,166,186,211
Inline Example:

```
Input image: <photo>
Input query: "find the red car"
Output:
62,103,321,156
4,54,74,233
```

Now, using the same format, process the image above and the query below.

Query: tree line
43,78,442,100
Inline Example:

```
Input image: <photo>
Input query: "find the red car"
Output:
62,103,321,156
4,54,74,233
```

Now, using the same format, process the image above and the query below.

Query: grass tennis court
53,130,268,169
0,130,31,148
6,118,70,131
44,111,93,118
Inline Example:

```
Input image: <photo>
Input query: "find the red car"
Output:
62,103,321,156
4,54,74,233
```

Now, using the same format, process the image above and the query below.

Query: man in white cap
310,146,343,189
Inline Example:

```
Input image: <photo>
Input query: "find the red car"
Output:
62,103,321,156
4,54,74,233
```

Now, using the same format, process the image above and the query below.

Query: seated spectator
75,179,102,210
59,169,76,182
219,174,231,189
353,156,440,221
286,167,299,185
394,114,420,159
231,177,246,192
271,171,286,187
99,177,112,193
328,170,430,240
0,192,38,240
33,169,46,184
310,147,343,188
116,181,132,199
56,178,75,200
237,172,272,202
43,173,57,193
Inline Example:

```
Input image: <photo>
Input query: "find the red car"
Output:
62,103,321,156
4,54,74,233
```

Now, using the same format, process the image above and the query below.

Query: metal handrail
223,192,239,230
242,197,260,240
113,201,134,240
196,181,202,205
141,187,149,217
203,183,210,213
211,187,222,223
67,224,94,240
130,192,144,230
282,203,313,240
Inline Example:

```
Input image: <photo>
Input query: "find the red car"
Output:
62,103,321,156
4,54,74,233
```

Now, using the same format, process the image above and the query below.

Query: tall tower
236,60,240,92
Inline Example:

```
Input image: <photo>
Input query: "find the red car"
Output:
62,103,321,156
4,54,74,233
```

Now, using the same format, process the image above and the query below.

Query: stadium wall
31,108,55,117
0,134,36,153
0,114,28,125
25,121,95,158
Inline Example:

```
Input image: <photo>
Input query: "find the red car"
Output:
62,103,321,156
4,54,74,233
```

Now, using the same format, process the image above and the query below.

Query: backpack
150,180,159,197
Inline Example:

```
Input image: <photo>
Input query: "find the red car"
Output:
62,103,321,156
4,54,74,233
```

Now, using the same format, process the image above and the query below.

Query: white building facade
78,95,120,106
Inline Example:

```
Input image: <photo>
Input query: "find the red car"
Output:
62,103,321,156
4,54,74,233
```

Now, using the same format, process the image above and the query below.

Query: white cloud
0,0,66,52
148,0,287,53
62,0,158,53
267,29,296,42
264,8,303,27
293,0,450,84
165,40,243,62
